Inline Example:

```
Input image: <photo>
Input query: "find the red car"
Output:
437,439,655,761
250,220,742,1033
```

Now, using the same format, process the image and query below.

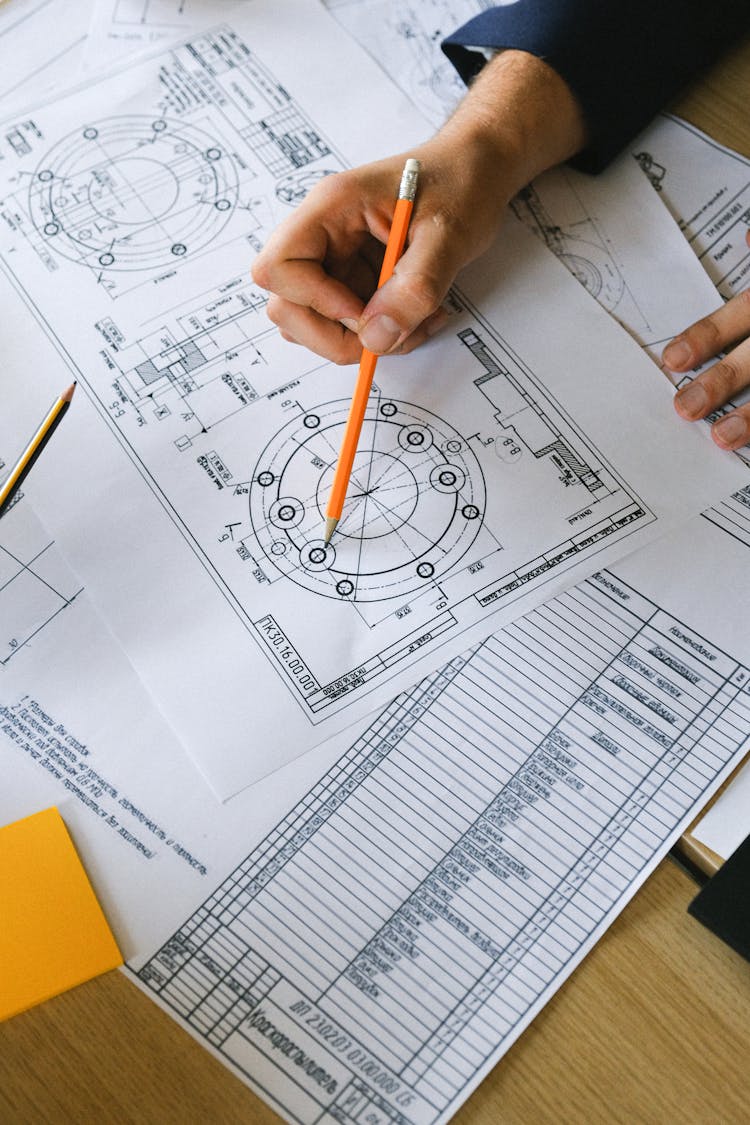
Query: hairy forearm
252,49,587,363
434,50,587,198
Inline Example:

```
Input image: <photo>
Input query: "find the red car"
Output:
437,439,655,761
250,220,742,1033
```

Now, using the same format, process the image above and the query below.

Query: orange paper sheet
0,807,122,1021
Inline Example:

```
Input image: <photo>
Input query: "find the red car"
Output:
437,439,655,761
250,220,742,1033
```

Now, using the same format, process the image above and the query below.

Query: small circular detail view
250,399,486,602
29,116,239,272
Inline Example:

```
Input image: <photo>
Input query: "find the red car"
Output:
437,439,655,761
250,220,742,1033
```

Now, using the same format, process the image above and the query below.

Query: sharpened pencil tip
62,382,77,403
323,516,338,545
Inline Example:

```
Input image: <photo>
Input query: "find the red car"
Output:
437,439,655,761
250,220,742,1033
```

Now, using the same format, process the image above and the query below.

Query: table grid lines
138,571,750,1125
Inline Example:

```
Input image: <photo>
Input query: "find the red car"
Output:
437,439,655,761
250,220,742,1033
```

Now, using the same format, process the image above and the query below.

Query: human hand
252,140,508,364
251,51,586,364
664,232,750,451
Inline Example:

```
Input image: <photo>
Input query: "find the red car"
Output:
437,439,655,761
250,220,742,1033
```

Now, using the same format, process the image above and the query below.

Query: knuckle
430,204,469,241
265,295,284,326
306,170,353,208
251,254,273,291
706,357,743,399
691,316,722,355
328,332,359,366
329,346,353,366
732,286,750,327
403,274,443,319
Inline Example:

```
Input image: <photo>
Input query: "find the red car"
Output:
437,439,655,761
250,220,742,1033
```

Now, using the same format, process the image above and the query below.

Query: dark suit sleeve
442,1,750,172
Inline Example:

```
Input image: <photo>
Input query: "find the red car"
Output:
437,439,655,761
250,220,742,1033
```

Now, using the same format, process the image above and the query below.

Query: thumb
358,215,468,354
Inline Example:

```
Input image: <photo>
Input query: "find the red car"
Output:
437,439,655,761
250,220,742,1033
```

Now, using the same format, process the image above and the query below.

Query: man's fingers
266,294,362,365
358,210,472,354
711,403,750,451
673,334,750,420
663,288,750,371
254,252,366,325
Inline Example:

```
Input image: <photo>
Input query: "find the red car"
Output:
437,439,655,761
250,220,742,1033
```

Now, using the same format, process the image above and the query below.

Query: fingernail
340,317,358,333
713,413,747,447
674,381,707,418
662,339,692,369
360,315,403,354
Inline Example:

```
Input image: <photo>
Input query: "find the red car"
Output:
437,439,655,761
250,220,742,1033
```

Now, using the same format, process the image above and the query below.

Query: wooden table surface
3,30,750,1125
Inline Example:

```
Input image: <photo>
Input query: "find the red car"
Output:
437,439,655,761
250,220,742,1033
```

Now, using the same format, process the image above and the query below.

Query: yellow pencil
0,382,76,519
323,158,420,544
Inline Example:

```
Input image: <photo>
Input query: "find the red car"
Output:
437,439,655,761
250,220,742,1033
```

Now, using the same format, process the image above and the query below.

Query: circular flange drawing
250,399,486,602
29,116,239,271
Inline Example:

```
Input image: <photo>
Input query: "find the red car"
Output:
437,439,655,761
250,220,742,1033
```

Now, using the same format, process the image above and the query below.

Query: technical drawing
0,12,662,747
392,8,466,122
459,327,611,497
327,1,513,127
243,106,331,179
112,0,200,26
0,504,83,666
633,150,666,192
28,116,239,274
512,184,625,310
87,281,651,716
275,169,335,206
250,397,486,602
101,281,270,441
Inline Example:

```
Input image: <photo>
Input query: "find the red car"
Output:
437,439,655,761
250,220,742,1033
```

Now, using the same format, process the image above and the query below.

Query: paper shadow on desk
688,832,750,963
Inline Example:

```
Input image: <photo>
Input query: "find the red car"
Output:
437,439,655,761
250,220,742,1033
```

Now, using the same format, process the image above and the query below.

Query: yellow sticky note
0,807,122,1021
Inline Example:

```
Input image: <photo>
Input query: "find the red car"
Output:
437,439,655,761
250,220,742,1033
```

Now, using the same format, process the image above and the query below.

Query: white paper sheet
3,476,750,1121
633,113,750,300
128,490,750,1124
83,0,251,70
692,759,750,861
82,1,724,362
0,497,350,958
0,0,745,801
0,0,90,115
630,114,750,464
321,0,722,361
511,158,721,360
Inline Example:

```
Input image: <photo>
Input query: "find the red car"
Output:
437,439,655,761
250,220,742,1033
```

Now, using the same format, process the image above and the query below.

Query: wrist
436,49,587,198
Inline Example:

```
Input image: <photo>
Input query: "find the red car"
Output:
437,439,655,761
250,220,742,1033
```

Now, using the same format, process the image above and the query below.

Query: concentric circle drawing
250,399,485,602
28,116,238,271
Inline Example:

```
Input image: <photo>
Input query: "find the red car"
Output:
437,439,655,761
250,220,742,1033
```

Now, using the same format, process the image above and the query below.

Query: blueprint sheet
0,0,91,115
320,0,723,360
83,0,251,69
0,0,745,799
4,477,750,1122
0,498,350,958
634,113,750,300
631,114,750,461
86,0,724,360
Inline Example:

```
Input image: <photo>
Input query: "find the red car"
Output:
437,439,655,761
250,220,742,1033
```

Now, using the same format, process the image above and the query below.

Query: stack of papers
0,0,748,1120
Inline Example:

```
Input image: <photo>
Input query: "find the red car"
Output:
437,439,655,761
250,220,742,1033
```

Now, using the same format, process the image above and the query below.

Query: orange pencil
323,158,420,544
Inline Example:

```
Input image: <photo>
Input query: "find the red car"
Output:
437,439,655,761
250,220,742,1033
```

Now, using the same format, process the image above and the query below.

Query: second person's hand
664,230,750,451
